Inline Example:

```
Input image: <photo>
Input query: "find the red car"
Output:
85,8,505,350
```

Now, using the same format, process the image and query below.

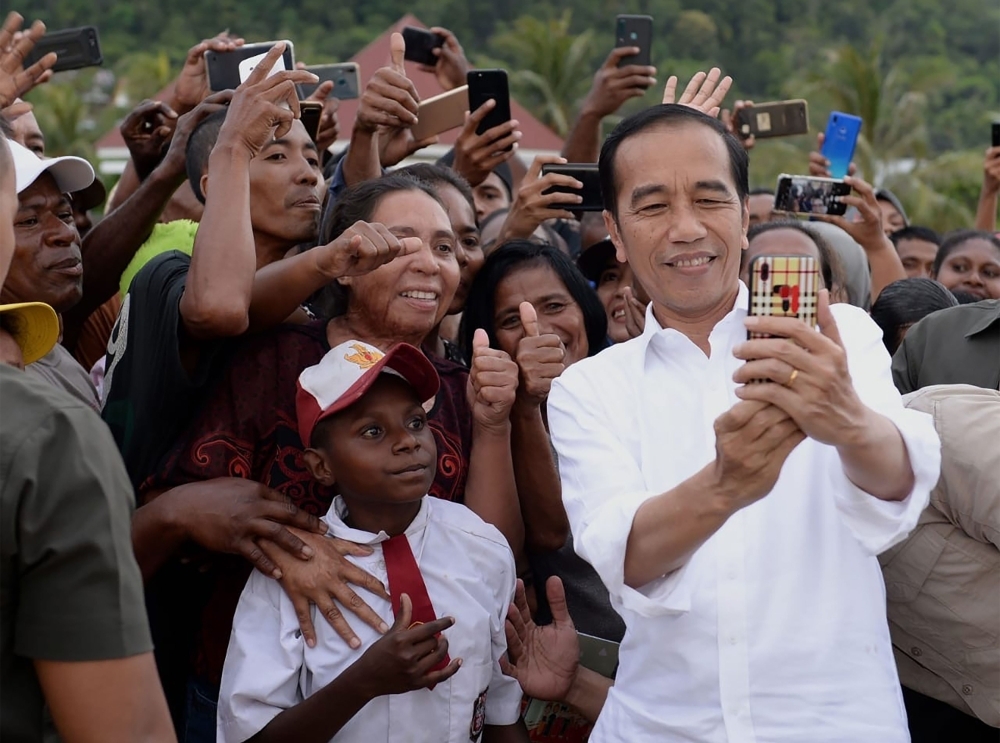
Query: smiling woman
932,230,1000,301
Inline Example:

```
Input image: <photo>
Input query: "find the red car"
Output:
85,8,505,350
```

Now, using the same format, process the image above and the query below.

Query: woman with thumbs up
459,240,625,645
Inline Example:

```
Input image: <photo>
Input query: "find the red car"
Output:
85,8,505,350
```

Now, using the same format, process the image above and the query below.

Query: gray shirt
0,366,151,742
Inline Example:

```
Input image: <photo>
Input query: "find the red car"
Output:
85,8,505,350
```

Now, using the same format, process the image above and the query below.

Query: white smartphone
238,50,287,84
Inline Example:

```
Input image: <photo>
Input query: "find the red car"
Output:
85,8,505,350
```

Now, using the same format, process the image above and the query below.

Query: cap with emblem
296,340,440,446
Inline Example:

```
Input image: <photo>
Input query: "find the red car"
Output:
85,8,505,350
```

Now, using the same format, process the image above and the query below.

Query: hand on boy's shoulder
355,593,462,698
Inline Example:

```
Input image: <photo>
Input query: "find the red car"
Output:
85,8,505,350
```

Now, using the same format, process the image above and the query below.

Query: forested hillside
21,0,1000,229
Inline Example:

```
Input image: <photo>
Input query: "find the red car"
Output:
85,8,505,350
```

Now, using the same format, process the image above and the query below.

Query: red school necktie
381,533,451,675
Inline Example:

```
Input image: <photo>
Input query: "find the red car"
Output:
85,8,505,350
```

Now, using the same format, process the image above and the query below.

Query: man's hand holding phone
580,46,656,120
302,76,341,153
171,32,245,115
812,175,895,256
808,132,858,179
120,100,179,179
416,26,470,92
721,100,757,151
498,155,582,242
451,102,521,188
217,43,316,160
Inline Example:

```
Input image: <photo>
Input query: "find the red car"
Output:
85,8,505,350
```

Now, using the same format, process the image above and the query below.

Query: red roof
334,14,563,151
97,14,563,153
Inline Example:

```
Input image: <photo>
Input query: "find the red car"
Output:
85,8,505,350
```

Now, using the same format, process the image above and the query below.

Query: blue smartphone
821,112,862,179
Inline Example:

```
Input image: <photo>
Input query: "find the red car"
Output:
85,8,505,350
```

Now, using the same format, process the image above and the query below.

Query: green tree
489,11,593,136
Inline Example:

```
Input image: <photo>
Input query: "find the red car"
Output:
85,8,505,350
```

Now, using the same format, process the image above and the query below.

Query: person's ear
303,448,336,487
604,209,628,264
199,171,210,201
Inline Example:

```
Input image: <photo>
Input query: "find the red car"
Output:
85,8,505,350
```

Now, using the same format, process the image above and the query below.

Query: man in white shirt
547,104,941,743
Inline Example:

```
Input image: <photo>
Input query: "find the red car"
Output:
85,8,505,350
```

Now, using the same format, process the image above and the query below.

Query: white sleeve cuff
832,407,939,555
575,489,697,618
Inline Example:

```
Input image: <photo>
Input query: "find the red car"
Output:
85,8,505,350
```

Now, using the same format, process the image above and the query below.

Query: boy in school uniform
217,339,529,743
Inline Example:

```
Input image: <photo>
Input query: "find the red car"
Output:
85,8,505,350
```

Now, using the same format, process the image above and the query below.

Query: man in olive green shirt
892,300,1000,393
0,363,177,742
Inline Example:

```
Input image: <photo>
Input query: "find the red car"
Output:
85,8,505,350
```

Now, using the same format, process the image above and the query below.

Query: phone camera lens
630,31,638,40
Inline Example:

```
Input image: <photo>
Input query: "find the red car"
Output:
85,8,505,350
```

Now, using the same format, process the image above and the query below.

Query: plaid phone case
747,255,819,340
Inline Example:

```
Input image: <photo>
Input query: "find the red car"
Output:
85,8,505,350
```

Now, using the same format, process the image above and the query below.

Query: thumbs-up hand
357,593,462,695
467,329,520,433
356,32,420,134
514,302,567,407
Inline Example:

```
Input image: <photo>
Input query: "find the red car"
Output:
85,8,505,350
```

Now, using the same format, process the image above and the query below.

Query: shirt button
729,636,739,646
910,647,922,657
377,559,386,570
962,684,974,696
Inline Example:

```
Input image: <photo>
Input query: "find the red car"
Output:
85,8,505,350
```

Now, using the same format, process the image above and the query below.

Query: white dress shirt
547,283,941,743
217,496,521,743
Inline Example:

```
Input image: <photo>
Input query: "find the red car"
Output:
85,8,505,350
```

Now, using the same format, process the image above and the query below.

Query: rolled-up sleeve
828,305,939,554
548,370,695,618
218,572,304,743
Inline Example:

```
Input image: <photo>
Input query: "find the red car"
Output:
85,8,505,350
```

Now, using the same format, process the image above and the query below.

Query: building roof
96,14,563,165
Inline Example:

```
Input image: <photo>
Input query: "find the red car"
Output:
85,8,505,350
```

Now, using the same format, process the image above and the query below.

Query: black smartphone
992,122,1000,148
773,174,850,217
23,26,102,72
402,26,444,66
299,101,323,143
298,63,360,100
205,41,295,92
734,100,809,140
467,69,512,145
615,15,653,67
541,164,603,211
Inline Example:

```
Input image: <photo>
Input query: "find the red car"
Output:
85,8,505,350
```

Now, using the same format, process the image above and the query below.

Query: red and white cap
296,339,440,446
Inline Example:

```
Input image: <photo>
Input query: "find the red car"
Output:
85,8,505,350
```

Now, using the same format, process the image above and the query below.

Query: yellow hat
0,302,60,365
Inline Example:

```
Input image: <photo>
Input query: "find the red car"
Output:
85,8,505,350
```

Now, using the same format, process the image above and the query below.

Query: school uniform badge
469,687,487,741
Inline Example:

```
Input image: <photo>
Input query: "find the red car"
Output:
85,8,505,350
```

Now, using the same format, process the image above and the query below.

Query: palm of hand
511,620,579,702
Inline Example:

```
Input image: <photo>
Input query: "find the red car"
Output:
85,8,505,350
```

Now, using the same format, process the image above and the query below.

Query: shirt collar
323,495,430,546
639,280,749,351
964,301,1000,338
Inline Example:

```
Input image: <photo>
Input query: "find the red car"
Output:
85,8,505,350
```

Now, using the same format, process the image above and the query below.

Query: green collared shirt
892,300,1000,394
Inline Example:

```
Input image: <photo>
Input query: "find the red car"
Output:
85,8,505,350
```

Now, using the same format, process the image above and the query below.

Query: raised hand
417,27,470,91
171,32,245,114
720,99,757,151
0,13,55,108
514,302,567,407
500,577,579,703
119,100,179,178
355,594,461,694
808,131,858,179
306,81,342,153
661,67,733,118
580,46,657,119
982,145,1000,197
215,43,316,159
497,155,582,242
312,221,421,279
357,33,420,134
450,102,521,187
467,328,519,433
621,285,647,339
158,90,233,180
375,34,438,166
811,175,892,252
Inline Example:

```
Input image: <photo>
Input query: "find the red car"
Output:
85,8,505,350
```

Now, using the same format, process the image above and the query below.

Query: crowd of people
1,9,998,743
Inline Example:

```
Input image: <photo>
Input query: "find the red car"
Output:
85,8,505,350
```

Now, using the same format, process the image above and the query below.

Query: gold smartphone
747,255,819,341
411,85,469,141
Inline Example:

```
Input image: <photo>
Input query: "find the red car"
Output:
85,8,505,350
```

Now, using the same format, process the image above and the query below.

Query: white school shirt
547,282,941,743
217,496,521,743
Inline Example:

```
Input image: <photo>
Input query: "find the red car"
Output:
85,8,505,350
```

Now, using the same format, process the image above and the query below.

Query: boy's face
308,375,437,503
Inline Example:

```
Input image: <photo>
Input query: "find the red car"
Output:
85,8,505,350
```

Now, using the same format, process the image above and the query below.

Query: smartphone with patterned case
746,255,819,341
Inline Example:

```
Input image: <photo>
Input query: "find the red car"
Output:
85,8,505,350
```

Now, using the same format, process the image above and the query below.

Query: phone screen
774,175,849,216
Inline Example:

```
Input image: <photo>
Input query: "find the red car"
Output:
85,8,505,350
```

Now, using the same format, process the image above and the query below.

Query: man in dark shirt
892,300,1000,393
